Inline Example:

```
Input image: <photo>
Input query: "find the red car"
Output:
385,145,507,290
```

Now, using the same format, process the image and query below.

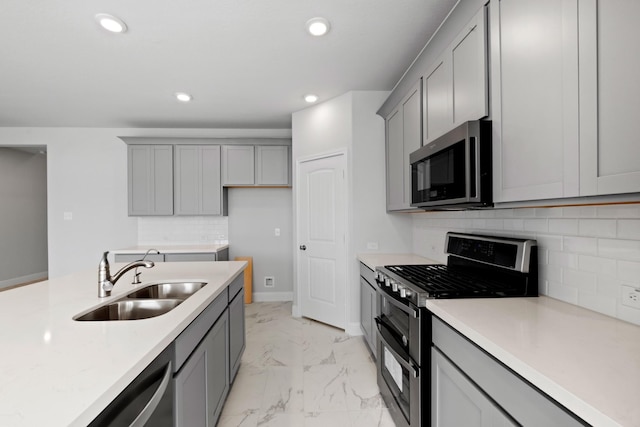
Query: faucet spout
98,251,155,298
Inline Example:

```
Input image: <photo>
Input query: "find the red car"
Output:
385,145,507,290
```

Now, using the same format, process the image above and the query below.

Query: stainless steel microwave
410,120,492,210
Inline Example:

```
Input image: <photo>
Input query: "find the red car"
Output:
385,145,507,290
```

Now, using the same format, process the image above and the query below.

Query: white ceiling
1,0,457,129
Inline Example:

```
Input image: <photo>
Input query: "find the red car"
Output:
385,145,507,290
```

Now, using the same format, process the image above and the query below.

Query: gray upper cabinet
256,145,290,185
490,0,580,203
385,79,422,211
579,0,640,196
423,6,488,144
175,145,223,215
222,145,255,185
128,145,174,216
223,144,291,186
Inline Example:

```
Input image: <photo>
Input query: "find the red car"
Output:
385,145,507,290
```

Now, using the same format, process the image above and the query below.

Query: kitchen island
0,260,246,427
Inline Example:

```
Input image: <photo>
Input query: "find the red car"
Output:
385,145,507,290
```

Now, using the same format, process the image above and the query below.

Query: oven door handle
378,286,420,318
375,317,418,378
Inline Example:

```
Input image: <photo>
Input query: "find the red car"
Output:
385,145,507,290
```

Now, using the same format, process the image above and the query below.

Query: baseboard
0,272,48,291
346,322,364,337
291,304,301,317
252,291,294,302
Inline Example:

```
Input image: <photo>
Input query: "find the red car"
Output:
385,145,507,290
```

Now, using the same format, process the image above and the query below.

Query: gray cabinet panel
229,287,245,382
359,263,378,357
164,253,216,262
222,145,255,185
128,145,174,216
174,340,207,427
256,145,290,185
114,253,165,263
206,309,230,426
433,317,586,426
175,145,222,216
424,58,451,142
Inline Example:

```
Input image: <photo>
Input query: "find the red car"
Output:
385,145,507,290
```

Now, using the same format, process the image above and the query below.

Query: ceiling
1,0,457,129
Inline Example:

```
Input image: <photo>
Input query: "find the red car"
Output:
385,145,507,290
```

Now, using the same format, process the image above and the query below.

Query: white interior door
297,153,346,329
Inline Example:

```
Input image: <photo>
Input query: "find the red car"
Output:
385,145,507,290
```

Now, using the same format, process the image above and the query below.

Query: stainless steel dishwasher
88,344,174,427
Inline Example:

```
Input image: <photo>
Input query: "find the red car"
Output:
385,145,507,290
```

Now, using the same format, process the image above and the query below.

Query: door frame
293,149,349,328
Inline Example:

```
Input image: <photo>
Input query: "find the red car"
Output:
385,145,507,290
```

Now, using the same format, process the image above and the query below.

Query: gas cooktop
375,233,538,307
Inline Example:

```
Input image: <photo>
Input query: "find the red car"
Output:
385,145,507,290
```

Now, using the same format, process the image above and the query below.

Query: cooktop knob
384,277,391,287
392,281,398,292
399,286,407,298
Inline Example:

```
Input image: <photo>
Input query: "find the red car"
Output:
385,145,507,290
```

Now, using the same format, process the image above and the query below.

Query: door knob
299,245,307,250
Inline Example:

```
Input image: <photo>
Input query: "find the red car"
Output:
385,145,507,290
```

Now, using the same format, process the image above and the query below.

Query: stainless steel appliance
374,232,538,427
410,120,492,210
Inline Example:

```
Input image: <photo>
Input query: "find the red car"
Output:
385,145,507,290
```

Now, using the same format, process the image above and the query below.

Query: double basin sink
74,282,207,321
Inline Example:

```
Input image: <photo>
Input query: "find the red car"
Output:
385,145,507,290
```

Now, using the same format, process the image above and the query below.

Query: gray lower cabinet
432,317,587,426
114,248,228,263
173,273,246,427
128,145,174,216
229,286,245,382
359,263,378,357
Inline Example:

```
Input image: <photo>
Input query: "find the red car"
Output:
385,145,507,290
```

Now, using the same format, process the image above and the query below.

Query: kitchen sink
74,281,208,321
127,281,207,300
74,299,183,321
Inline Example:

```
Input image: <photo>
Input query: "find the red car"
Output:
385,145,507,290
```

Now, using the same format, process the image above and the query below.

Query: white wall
228,188,293,301
0,148,48,288
0,127,291,278
292,91,413,333
412,205,640,326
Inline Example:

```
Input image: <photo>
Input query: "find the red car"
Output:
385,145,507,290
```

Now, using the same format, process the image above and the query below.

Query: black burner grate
385,264,527,298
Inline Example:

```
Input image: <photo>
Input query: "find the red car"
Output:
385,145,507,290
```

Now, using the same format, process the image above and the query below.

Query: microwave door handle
471,136,480,200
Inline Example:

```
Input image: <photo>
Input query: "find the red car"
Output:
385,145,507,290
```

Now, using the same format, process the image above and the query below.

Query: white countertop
427,296,640,427
112,244,229,254
357,253,440,271
0,261,246,427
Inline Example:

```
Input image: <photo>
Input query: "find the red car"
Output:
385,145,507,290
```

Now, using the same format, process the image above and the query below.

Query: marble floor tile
221,302,394,427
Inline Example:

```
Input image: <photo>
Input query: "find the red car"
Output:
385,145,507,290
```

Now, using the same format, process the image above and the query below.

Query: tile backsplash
138,216,229,245
412,204,640,326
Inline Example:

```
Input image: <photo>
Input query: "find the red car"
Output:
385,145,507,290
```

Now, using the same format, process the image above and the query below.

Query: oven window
381,344,411,423
413,140,467,202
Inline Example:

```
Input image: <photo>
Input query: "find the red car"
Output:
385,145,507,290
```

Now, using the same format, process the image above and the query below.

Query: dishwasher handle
130,361,172,427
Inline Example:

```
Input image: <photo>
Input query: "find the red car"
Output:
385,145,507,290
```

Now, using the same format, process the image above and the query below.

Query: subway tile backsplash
412,204,640,326
138,216,229,245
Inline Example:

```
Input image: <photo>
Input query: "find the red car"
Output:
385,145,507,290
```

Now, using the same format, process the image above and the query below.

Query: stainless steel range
374,232,538,427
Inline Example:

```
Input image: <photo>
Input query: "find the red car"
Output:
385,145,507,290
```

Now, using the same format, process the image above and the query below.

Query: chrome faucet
98,251,154,298
132,248,160,284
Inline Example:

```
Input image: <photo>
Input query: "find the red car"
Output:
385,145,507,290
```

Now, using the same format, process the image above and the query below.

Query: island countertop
0,260,246,427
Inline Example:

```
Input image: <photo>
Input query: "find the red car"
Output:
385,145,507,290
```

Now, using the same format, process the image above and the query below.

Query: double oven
374,232,538,427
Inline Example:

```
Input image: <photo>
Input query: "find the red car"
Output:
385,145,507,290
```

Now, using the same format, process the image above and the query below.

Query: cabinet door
490,0,580,203
206,309,230,427
128,145,174,216
432,348,517,427
360,277,372,347
452,7,488,126
256,145,290,185
222,145,255,185
385,80,421,211
174,340,207,427
424,55,452,143
579,0,640,196
175,145,222,216
229,287,245,382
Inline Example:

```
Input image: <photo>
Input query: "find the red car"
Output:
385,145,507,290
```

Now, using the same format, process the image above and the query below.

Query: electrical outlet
275,228,281,237
621,285,640,309
264,276,275,287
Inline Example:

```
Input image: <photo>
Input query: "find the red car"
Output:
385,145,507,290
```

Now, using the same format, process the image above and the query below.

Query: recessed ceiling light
304,94,319,103
306,17,331,36
175,92,193,102
95,13,127,33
